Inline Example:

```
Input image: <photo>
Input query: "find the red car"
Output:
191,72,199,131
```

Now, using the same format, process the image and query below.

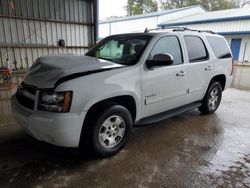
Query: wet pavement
0,66,250,188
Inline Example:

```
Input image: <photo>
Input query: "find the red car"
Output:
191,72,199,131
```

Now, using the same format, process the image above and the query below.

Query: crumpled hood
24,54,124,88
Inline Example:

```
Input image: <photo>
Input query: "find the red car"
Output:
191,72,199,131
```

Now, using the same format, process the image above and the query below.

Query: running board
135,102,201,126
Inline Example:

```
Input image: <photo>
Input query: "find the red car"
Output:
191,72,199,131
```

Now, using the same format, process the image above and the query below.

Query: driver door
141,35,189,118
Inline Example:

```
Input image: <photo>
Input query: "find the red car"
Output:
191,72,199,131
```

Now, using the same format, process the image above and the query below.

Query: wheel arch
210,74,226,91
84,95,137,125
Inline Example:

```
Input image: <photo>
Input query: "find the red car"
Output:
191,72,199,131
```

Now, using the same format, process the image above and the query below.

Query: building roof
159,7,250,27
217,31,250,35
99,5,206,24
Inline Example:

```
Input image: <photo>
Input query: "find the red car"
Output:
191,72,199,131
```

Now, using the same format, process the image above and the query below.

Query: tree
209,0,239,11
160,0,240,11
236,0,250,7
125,0,158,16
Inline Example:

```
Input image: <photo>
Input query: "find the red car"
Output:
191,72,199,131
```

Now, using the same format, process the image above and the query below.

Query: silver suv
12,28,234,157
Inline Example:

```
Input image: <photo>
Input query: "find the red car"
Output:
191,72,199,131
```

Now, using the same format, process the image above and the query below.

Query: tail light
231,58,235,75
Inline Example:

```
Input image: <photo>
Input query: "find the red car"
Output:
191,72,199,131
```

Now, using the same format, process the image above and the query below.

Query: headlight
38,91,72,113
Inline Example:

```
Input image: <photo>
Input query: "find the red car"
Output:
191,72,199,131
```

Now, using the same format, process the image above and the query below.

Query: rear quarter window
206,36,232,59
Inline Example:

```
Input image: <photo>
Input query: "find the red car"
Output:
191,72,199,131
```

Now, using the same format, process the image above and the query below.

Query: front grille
16,83,37,110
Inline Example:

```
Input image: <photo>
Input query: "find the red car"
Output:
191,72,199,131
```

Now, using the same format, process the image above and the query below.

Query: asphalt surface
0,66,250,188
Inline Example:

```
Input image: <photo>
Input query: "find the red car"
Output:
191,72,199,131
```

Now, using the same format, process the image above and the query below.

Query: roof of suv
109,27,222,38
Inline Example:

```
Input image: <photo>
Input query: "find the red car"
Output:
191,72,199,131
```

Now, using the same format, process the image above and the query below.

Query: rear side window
206,36,232,59
184,36,208,63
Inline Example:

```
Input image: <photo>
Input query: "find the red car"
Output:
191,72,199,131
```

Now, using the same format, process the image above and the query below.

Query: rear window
206,36,232,59
184,36,208,63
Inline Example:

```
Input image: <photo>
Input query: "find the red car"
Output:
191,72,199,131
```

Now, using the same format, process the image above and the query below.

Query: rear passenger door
184,36,212,103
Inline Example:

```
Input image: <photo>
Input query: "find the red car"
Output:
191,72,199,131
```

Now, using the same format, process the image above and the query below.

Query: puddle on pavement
197,88,250,186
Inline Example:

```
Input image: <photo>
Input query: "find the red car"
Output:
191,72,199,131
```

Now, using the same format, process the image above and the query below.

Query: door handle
205,66,213,71
176,70,185,77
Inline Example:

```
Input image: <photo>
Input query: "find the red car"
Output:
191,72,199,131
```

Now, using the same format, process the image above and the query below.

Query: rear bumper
11,95,86,148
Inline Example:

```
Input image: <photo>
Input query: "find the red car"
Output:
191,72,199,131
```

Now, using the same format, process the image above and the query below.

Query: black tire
88,105,132,157
2,74,10,80
198,82,222,114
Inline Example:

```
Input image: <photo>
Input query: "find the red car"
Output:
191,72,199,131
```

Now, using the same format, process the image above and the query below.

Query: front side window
149,36,183,65
86,35,152,65
206,36,232,59
184,36,208,63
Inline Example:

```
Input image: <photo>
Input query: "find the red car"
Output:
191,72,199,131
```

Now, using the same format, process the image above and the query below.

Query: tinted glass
184,36,208,62
206,36,232,59
86,35,152,65
149,36,183,65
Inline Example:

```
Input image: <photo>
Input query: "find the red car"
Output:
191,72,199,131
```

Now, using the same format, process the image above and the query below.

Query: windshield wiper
99,57,112,61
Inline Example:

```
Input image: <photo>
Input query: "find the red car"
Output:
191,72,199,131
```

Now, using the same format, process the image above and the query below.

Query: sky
99,0,127,20
98,0,250,20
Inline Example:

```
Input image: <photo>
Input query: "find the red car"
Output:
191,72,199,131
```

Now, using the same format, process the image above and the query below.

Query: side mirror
146,53,174,69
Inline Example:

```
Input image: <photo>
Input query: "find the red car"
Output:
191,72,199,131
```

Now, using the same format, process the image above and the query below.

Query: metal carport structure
0,0,98,69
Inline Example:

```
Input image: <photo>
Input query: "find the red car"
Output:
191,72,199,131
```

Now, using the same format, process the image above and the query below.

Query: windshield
86,35,152,65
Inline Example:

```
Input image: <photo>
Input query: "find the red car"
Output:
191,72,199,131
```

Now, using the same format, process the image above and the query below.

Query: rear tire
198,82,222,114
86,105,132,157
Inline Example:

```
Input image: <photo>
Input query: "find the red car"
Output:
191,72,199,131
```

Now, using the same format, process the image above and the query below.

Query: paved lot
0,66,250,188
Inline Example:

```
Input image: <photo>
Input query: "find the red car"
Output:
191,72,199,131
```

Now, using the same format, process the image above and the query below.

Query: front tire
198,82,222,114
90,105,132,157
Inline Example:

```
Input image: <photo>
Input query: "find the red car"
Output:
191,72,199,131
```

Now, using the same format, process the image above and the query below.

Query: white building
99,5,206,39
158,7,250,62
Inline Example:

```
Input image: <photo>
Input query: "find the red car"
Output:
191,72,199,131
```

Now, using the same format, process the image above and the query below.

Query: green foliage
160,0,240,11
125,0,158,16
125,0,248,16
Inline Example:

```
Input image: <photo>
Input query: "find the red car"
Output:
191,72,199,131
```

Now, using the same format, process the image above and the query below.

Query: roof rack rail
144,26,215,34
144,26,190,33
169,26,215,34
176,28,215,34
144,27,164,33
